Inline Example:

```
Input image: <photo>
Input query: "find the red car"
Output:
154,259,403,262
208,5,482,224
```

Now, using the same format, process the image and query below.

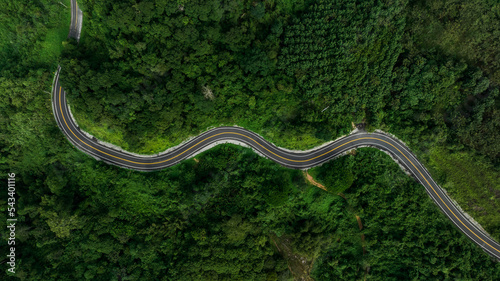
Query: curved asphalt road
68,0,82,41
52,68,500,260
60,2,500,260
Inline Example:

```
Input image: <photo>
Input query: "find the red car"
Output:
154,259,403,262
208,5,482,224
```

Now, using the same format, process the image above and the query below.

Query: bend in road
52,67,500,260
60,1,500,261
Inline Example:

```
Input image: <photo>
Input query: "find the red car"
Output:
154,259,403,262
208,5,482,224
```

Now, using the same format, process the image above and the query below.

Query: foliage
0,0,70,73
427,147,500,239
3,134,500,279
1,0,500,280
279,0,407,131
406,0,500,84
313,149,500,280
59,0,330,153
309,154,355,193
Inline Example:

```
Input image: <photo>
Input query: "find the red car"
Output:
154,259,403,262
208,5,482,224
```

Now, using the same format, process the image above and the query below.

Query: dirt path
303,171,327,191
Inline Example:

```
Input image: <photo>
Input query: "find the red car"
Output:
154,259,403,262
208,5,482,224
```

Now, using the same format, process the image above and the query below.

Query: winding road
57,1,500,260
68,0,82,41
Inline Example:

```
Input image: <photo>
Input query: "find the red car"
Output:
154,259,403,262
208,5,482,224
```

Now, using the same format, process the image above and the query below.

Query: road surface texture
68,0,82,41
59,1,500,261
52,68,500,260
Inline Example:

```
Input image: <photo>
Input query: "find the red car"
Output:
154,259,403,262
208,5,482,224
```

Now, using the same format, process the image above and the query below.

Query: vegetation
427,147,500,239
309,154,355,194
0,0,70,71
1,0,500,280
407,0,500,84
59,0,326,153
312,148,500,280
3,134,500,279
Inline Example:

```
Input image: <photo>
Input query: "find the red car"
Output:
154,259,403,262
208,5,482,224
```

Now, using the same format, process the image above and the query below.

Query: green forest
1,0,500,280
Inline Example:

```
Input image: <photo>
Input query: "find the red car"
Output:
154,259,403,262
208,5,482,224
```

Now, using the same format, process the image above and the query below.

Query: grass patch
71,118,329,154
68,106,329,155
39,0,71,65
427,147,500,240
70,104,131,151
139,136,174,155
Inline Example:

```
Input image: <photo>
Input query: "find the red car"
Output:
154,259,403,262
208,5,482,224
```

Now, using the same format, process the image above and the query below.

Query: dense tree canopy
1,0,499,280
